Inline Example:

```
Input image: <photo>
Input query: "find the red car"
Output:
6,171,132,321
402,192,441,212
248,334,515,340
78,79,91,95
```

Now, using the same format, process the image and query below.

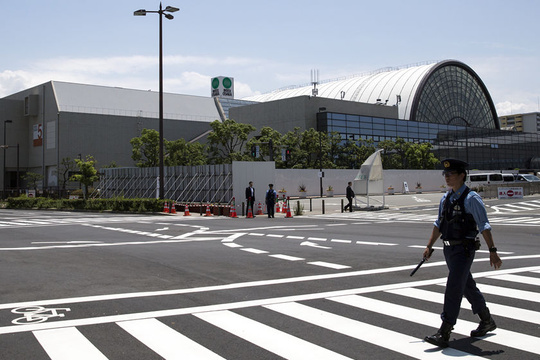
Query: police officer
423,159,502,348
265,184,277,218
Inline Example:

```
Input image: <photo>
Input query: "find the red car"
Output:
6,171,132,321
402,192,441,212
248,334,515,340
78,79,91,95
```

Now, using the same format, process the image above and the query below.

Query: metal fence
94,164,233,203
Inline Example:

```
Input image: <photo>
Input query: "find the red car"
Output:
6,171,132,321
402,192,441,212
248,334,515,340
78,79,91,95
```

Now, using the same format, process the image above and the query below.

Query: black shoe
471,308,497,337
425,322,453,348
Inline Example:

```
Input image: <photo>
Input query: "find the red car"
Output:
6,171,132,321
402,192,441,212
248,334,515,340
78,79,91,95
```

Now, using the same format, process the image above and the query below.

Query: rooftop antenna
311,69,319,97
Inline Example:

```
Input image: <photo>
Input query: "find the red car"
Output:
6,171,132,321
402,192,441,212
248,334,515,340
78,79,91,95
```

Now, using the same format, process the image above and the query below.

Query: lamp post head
164,6,179,12
133,9,147,16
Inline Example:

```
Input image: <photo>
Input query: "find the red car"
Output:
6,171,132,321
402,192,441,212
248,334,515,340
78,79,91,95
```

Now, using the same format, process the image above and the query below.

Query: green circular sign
222,77,232,89
211,78,220,89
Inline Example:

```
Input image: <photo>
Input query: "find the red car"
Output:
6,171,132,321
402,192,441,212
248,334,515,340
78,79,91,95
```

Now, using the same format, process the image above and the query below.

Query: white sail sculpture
352,149,386,209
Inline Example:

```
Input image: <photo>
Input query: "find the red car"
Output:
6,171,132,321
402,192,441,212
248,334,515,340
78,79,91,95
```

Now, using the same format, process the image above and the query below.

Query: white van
466,172,515,188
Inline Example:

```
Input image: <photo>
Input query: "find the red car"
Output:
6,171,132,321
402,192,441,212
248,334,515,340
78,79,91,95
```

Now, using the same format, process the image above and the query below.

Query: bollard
341,198,344,213
309,198,312,212
322,199,325,214
242,202,245,217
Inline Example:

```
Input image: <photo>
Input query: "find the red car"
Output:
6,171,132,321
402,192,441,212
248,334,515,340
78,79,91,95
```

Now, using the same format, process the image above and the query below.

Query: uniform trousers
267,201,275,217
442,243,487,325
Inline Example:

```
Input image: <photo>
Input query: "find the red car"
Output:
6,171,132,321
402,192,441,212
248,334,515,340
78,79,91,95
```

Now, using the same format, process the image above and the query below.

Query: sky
1,0,539,116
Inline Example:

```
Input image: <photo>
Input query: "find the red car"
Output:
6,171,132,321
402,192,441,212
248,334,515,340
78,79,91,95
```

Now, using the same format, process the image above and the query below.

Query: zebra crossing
313,202,540,226
4,266,539,359
0,214,210,229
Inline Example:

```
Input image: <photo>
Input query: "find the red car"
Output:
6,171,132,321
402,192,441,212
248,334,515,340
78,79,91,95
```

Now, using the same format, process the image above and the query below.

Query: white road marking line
300,241,332,249
118,318,225,359
269,254,305,261
307,237,327,241
33,327,108,360
266,234,284,238
240,248,269,254
286,235,305,239
356,241,398,246
1,260,538,320
2,265,539,336
265,302,476,359
220,233,246,243
308,261,351,270
223,243,243,248
195,310,351,360
330,239,351,244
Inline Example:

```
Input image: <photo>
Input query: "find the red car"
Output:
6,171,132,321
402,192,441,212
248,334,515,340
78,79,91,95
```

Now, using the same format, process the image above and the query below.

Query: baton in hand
410,248,434,276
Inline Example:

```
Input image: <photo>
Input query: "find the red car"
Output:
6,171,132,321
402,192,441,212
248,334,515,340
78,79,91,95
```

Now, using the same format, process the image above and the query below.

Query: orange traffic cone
275,201,281,213
230,198,238,218
284,197,293,218
163,201,169,213
256,202,264,215
183,203,191,216
246,204,254,218
170,201,177,214
205,203,213,217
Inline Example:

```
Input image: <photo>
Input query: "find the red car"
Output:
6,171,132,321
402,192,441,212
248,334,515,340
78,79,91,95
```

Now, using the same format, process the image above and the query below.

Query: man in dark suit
245,181,255,217
344,181,355,212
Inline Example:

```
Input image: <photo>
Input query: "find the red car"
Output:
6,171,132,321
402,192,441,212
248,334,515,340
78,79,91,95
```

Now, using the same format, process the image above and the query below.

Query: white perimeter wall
232,162,511,198
274,168,446,196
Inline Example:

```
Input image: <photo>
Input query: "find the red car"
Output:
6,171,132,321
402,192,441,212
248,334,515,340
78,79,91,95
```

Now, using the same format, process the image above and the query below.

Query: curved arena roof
244,60,499,129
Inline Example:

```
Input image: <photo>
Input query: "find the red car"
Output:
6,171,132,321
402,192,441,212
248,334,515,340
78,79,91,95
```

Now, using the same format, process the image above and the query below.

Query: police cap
441,158,468,174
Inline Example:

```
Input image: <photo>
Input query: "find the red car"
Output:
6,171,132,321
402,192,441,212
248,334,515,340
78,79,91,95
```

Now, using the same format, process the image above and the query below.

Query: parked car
466,172,514,188
515,174,540,182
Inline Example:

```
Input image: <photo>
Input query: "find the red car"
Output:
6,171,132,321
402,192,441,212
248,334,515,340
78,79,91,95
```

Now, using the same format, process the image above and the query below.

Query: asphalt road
0,193,539,359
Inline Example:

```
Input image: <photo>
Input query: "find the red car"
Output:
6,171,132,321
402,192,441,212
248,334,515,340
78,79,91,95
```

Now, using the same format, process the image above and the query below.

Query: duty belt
443,240,466,246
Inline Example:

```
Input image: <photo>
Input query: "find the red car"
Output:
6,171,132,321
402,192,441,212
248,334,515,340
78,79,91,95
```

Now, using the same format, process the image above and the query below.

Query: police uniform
425,159,497,348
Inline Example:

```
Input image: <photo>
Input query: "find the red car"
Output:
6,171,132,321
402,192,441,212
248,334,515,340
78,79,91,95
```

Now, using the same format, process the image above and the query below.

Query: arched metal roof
243,60,499,129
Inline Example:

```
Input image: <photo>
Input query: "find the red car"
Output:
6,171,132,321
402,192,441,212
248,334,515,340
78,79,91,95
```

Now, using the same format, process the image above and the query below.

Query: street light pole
134,3,179,199
3,120,12,199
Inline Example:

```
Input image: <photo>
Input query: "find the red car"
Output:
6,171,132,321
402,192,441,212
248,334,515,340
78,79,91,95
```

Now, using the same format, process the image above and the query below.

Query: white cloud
0,54,280,98
496,101,534,116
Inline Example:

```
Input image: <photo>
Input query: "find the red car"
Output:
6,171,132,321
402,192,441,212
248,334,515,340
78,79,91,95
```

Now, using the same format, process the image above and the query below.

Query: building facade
499,112,540,133
2,60,539,196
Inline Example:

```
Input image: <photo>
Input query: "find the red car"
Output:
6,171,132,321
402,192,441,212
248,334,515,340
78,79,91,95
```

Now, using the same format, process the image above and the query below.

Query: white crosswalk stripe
1,269,535,358
117,318,225,359
314,207,540,226
33,327,108,360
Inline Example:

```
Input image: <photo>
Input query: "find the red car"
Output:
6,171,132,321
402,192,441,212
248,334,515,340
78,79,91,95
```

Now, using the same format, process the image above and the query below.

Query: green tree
70,156,99,199
337,138,376,169
280,127,304,168
246,127,283,164
22,172,44,192
58,157,77,190
406,142,439,169
378,137,411,169
165,139,207,166
207,119,255,163
130,128,160,167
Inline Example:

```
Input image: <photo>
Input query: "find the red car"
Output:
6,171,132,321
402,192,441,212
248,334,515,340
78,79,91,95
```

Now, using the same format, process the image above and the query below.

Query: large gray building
0,81,225,195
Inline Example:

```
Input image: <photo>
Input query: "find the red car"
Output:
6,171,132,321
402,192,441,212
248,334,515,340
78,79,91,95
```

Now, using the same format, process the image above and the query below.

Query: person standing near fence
265,184,277,218
245,181,256,217
344,181,355,212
